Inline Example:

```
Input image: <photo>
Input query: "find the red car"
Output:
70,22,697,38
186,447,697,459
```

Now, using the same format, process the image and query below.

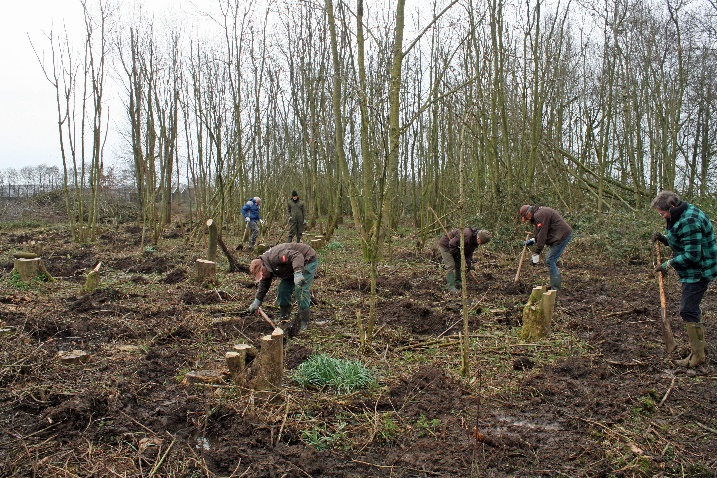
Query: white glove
294,271,306,286
245,217,250,223
288,217,291,224
303,220,307,225
531,254,540,266
259,219,265,226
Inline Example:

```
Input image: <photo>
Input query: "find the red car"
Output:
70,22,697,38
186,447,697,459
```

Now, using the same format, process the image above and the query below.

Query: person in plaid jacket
651,190,717,368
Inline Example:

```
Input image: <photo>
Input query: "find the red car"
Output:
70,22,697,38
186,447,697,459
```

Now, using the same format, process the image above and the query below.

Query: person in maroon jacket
248,243,318,337
437,228,492,292
519,205,572,290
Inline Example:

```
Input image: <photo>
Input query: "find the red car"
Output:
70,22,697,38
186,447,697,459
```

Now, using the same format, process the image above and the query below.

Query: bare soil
1,221,716,477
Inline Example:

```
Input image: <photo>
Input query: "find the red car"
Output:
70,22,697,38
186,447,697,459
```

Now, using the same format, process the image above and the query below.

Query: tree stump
226,344,258,386
206,219,218,262
83,262,102,293
311,236,325,250
195,259,217,285
249,328,284,390
14,258,41,283
57,350,90,364
521,286,557,340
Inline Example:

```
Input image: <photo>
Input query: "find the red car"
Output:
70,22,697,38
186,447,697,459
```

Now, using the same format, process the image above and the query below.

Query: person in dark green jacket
287,190,306,243
651,190,717,368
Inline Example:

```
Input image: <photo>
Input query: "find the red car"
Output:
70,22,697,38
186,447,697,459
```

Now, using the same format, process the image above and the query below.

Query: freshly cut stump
521,286,556,340
195,259,217,285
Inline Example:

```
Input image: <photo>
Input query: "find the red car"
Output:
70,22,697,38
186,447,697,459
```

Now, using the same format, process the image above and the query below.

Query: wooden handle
257,307,276,329
514,232,532,283
656,243,667,310
655,242,677,353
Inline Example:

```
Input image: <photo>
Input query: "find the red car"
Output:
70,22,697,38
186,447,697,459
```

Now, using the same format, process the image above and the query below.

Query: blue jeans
276,259,318,310
546,232,571,289
680,278,709,323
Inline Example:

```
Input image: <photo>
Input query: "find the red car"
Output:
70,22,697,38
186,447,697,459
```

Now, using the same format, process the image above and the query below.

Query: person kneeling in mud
437,227,491,292
248,243,318,337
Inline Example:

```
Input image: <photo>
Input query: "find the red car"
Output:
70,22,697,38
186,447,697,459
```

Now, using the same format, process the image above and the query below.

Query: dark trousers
680,278,710,323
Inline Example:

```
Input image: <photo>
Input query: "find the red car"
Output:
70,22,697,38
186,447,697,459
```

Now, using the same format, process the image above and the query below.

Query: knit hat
291,190,298,197
249,258,264,282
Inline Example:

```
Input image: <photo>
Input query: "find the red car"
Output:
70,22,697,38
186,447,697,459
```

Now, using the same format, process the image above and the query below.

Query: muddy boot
549,272,562,291
279,305,292,328
445,273,459,293
288,308,310,338
675,322,706,367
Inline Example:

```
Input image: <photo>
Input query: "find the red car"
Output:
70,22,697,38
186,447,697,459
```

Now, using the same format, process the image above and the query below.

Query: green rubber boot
446,273,459,293
288,308,310,338
675,322,706,368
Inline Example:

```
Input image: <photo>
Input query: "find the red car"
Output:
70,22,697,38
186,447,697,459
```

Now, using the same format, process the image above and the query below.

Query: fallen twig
695,421,717,436
658,375,676,408
395,338,459,352
148,435,175,477
274,394,291,447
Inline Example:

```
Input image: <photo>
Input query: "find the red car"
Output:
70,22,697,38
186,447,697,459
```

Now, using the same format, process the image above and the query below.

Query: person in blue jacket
241,197,263,250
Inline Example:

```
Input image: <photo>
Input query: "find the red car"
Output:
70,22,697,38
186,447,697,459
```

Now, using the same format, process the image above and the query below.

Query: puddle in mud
195,435,220,451
496,415,562,431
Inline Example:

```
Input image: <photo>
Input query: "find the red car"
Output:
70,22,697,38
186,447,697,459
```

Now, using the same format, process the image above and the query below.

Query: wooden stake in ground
515,232,532,283
521,286,556,340
206,219,218,262
656,243,677,354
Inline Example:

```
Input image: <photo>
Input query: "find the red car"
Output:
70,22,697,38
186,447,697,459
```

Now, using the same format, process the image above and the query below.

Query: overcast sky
0,0,193,172
0,1,86,171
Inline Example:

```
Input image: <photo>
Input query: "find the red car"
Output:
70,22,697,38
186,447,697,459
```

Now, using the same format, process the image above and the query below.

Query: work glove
259,219,265,226
294,271,306,287
245,216,250,223
248,298,261,313
523,238,535,247
531,254,540,266
288,217,291,224
655,262,668,274
303,220,307,225
651,232,668,245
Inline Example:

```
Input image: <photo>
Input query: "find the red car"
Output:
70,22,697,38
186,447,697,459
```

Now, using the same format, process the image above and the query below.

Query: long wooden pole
656,243,677,353
514,232,532,283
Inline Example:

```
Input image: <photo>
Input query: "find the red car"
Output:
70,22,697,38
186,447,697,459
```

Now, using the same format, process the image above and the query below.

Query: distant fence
0,184,193,203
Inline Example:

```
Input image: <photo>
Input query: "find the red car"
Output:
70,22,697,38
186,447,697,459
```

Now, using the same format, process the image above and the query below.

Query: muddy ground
0,219,716,477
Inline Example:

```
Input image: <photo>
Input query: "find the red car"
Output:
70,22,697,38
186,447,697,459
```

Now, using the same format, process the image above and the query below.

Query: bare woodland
2,0,716,476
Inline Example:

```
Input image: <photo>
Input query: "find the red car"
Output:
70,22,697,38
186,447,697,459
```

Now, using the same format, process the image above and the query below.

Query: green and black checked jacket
664,202,717,283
